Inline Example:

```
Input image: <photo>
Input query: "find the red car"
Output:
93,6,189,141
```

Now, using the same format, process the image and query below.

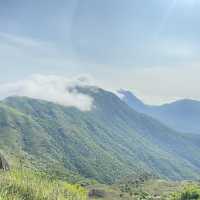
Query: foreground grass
1,168,200,200
0,169,87,200
170,184,200,200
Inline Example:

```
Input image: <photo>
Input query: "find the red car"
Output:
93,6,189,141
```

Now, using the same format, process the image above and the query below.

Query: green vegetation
119,90,200,135
0,169,87,200
1,87,200,184
170,184,200,200
0,168,186,200
0,168,198,200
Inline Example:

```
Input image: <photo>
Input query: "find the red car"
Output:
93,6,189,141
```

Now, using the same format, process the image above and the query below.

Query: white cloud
0,74,94,111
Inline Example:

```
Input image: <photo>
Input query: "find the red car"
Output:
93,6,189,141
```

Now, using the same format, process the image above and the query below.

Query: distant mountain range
1,87,200,183
118,89,200,134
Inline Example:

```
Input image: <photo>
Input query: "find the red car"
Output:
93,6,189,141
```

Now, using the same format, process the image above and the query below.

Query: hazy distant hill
1,87,200,183
119,89,200,134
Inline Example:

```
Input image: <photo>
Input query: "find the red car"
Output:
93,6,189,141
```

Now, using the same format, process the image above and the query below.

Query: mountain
1,87,200,183
117,90,145,112
118,90,200,134
117,90,146,113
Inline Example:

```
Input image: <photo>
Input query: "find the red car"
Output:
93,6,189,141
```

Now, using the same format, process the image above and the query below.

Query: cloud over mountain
0,74,94,111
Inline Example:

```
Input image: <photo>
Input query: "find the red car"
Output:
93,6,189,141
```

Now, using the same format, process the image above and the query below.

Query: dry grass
0,169,88,200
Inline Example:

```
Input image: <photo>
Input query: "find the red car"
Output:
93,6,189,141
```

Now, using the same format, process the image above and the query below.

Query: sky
0,0,200,105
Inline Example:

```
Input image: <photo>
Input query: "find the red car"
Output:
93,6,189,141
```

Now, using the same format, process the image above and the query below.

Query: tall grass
0,169,88,200
170,184,200,200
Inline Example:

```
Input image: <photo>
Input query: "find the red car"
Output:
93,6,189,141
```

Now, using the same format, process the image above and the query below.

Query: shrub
170,184,200,200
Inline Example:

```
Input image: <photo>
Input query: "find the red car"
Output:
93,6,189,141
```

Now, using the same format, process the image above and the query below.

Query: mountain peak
117,89,145,111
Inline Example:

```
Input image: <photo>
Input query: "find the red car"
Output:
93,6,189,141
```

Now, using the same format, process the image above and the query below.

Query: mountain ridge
118,90,200,134
1,87,200,183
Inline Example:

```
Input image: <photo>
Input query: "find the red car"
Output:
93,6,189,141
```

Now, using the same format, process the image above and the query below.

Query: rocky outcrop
0,154,9,171
88,189,106,198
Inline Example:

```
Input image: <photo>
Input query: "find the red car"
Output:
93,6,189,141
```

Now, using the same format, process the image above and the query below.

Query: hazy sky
0,0,200,104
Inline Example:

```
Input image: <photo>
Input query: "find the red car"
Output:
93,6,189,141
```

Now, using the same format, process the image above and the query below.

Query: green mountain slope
118,90,200,134
0,87,200,183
